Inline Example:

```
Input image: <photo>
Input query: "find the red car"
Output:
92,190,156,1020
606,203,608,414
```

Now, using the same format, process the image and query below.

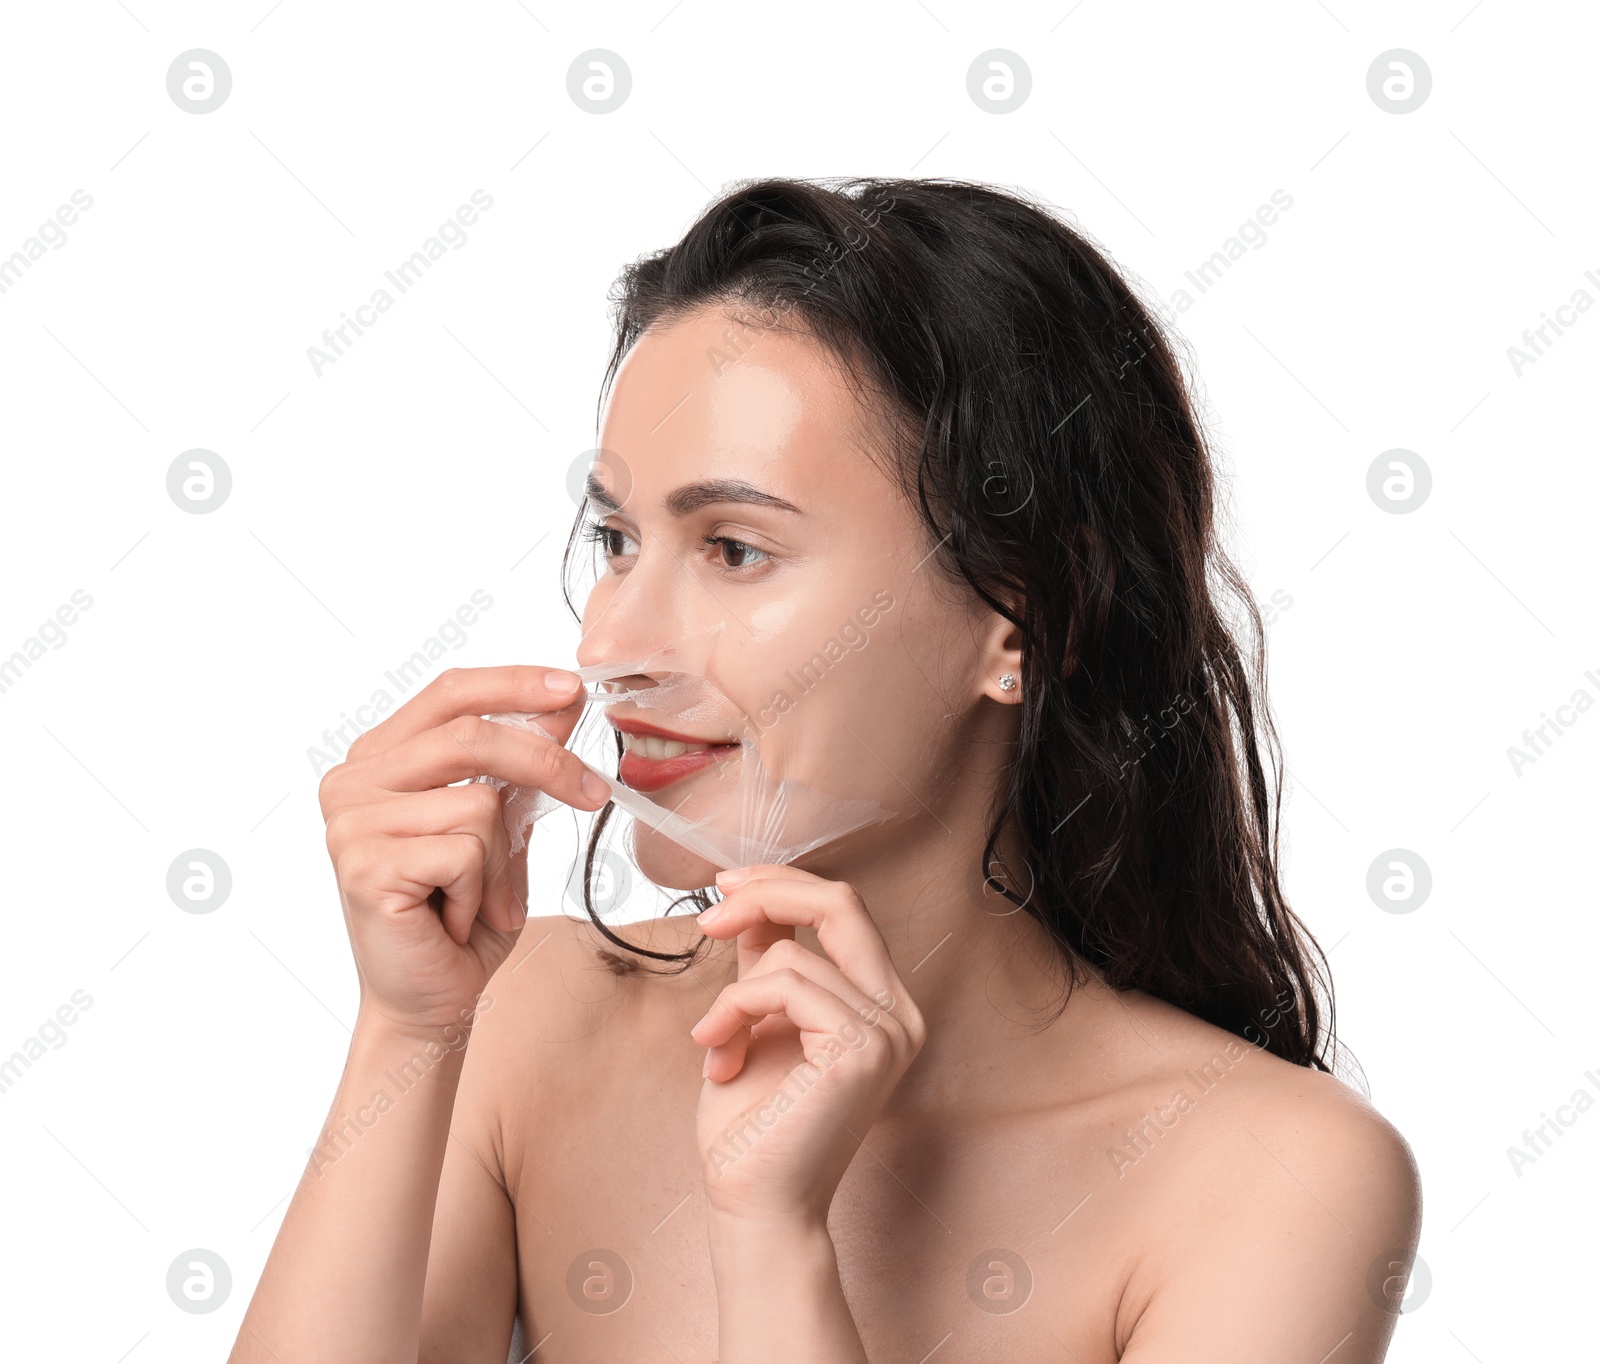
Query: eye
704,534,769,570
582,521,640,561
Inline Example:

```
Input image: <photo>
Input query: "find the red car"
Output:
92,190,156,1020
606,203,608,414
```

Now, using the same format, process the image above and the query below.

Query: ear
976,610,1024,705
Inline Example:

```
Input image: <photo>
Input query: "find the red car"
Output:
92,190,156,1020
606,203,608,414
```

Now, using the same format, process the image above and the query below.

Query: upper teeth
621,733,709,760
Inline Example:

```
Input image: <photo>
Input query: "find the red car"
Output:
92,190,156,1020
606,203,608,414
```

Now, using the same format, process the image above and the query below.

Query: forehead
598,308,885,492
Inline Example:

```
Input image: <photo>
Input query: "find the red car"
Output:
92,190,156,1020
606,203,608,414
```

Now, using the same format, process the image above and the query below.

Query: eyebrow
585,475,802,517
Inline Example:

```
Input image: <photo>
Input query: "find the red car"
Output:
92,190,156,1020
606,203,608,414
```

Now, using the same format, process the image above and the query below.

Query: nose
577,607,730,702
574,540,698,672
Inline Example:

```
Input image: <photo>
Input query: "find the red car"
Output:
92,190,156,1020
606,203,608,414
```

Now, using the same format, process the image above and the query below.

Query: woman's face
575,307,1007,889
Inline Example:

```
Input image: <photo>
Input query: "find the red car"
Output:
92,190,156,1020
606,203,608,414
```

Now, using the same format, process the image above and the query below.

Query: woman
232,177,1421,1363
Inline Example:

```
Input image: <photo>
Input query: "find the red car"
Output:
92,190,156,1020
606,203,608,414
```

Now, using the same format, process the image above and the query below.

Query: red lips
606,715,741,793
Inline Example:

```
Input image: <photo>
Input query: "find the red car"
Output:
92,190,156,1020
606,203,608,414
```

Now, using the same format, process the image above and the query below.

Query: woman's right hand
317,665,610,1036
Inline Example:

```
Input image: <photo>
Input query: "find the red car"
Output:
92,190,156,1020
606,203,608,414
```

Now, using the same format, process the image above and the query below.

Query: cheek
628,822,722,891
747,598,799,636
832,602,973,789
731,577,978,811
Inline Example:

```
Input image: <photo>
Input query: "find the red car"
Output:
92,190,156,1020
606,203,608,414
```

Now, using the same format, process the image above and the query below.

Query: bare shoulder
1107,998,1422,1361
1177,1007,1417,1211
460,911,728,1171
476,909,725,1043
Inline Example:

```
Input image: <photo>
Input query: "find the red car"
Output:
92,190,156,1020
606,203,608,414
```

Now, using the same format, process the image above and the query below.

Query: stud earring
999,673,1018,692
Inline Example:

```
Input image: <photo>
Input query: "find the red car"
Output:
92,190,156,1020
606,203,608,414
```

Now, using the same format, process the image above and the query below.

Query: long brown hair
564,176,1336,1071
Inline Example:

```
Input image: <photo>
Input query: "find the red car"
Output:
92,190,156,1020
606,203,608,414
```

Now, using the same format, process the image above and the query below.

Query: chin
627,822,723,892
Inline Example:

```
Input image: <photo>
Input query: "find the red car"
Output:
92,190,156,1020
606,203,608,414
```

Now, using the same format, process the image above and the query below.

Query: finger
327,784,520,933
729,904,794,982
425,837,486,945
509,840,529,923
359,714,611,811
743,936,884,1022
347,665,587,757
701,869,900,1010
692,968,886,1082
705,863,809,978
343,832,486,944
708,938,893,1076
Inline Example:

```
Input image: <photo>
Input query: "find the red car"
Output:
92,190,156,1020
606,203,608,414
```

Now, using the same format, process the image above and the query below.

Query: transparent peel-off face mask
475,631,896,874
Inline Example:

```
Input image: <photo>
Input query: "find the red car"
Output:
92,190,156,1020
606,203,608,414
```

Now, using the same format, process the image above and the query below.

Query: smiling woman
232,178,1421,1364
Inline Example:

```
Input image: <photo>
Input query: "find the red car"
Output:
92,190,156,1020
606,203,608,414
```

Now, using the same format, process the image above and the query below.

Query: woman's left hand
689,864,927,1229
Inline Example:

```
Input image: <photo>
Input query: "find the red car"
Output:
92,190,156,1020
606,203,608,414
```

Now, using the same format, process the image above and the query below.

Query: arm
707,1215,869,1364
689,866,928,1364
234,998,522,1364
418,969,529,1363
231,664,605,1363
1119,1091,1423,1363
230,1011,483,1363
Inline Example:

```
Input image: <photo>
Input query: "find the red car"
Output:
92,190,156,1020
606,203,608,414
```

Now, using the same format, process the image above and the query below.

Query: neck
802,809,1122,1118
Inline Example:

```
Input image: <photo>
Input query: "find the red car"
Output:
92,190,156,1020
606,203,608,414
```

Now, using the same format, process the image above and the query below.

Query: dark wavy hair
562,175,1337,1072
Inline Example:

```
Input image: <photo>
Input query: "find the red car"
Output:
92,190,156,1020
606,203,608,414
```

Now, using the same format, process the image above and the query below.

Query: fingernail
581,769,610,804
702,1050,713,1078
715,868,749,889
545,668,582,695
509,893,526,928
696,904,722,927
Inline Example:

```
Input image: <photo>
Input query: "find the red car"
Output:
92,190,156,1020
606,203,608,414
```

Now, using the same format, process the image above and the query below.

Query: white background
0,1,1594,1359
